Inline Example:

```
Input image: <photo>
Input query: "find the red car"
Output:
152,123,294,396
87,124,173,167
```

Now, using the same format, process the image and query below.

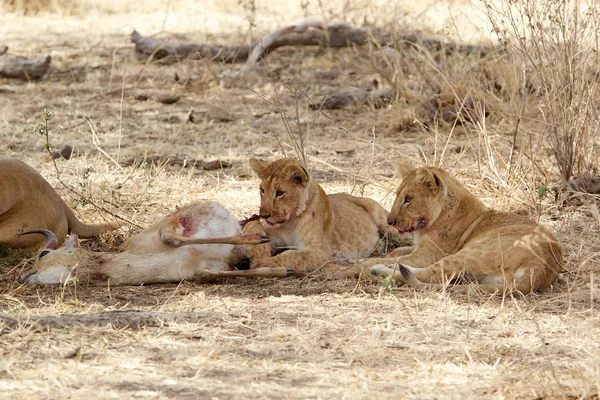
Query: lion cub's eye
259,188,265,196
275,190,285,198
39,250,50,259
403,195,412,205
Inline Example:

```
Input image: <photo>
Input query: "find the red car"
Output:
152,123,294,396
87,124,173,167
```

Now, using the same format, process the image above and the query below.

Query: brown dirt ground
0,1,599,399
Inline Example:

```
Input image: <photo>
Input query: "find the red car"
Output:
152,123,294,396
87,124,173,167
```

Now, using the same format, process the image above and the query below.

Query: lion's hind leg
370,254,536,294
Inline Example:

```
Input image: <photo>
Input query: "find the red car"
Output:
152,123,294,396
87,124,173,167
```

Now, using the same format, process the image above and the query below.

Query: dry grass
0,0,599,399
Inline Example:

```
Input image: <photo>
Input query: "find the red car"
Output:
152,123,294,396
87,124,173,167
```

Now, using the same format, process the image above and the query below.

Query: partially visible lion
363,165,563,294
243,157,396,272
0,158,120,251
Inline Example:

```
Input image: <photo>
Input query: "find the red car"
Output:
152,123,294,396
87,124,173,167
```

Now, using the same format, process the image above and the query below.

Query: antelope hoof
258,234,270,244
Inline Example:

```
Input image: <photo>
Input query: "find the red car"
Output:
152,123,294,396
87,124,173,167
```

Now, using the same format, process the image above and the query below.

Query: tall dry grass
483,0,600,182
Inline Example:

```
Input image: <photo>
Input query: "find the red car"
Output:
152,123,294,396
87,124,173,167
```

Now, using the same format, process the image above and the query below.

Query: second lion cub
247,157,393,272
364,165,563,293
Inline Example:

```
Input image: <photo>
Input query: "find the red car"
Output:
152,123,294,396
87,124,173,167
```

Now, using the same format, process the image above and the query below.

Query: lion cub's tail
62,202,122,238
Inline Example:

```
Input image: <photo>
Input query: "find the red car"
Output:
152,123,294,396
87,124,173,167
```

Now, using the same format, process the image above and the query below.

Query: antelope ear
395,162,412,180
249,158,269,179
65,234,80,253
290,166,309,185
417,167,443,193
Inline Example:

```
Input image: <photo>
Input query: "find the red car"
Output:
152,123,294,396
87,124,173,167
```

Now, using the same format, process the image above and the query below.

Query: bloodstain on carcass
178,215,197,236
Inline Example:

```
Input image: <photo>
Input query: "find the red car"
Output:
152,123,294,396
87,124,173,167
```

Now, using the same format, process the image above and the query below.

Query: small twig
59,183,141,229
86,116,123,170
117,61,126,164
508,62,527,175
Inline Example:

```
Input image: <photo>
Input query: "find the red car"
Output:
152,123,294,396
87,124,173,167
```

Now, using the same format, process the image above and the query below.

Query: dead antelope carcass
20,201,293,285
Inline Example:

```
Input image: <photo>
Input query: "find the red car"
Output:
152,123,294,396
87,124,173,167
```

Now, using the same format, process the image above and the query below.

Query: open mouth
397,225,418,235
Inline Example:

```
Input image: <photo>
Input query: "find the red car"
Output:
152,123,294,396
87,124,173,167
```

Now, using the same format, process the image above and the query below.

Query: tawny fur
247,157,394,272
363,165,563,294
22,201,290,285
0,158,119,251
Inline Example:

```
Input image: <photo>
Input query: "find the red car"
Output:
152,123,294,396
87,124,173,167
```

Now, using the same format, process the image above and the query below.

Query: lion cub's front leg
252,246,330,272
241,220,272,261
362,236,445,273
386,245,416,257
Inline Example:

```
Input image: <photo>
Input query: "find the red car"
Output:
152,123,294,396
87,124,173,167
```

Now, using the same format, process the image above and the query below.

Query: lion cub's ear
249,158,269,179
417,167,443,193
395,162,411,180
289,166,309,185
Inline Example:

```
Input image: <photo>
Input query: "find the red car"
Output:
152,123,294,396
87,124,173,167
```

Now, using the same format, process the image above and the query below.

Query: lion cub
246,157,393,272
364,166,563,293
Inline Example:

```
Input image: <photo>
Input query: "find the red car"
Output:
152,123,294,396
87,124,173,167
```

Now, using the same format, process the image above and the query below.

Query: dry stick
86,40,160,102
36,115,136,229
61,183,140,229
401,43,466,167
86,117,123,170
117,61,126,164
508,62,528,175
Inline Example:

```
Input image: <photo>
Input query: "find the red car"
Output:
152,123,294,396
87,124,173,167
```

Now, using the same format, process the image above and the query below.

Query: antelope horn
20,229,59,250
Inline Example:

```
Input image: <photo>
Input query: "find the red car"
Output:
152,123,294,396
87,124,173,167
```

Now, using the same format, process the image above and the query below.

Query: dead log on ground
131,21,379,64
0,310,220,330
131,20,494,77
0,53,51,80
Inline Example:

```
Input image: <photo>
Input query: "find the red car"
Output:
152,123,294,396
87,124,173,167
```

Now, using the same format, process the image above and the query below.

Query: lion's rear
464,213,563,292
329,194,384,259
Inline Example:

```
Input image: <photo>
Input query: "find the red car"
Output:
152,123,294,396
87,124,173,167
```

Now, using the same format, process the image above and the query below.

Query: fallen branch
131,21,377,64
0,310,220,330
131,30,251,63
131,21,493,77
0,54,51,80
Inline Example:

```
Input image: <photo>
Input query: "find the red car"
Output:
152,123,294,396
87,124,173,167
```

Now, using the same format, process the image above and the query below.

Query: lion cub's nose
387,215,397,226
259,211,271,219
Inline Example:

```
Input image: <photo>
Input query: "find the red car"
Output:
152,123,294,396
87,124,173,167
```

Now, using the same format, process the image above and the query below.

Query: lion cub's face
388,166,447,234
249,158,310,229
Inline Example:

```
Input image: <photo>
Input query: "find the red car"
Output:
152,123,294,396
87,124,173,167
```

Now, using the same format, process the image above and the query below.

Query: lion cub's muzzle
259,211,289,227
390,216,429,234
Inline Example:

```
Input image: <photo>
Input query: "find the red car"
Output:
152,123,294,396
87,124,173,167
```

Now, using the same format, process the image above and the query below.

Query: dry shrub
372,36,519,178
484,0,600,181
368,0,600,213
1,0,77,14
